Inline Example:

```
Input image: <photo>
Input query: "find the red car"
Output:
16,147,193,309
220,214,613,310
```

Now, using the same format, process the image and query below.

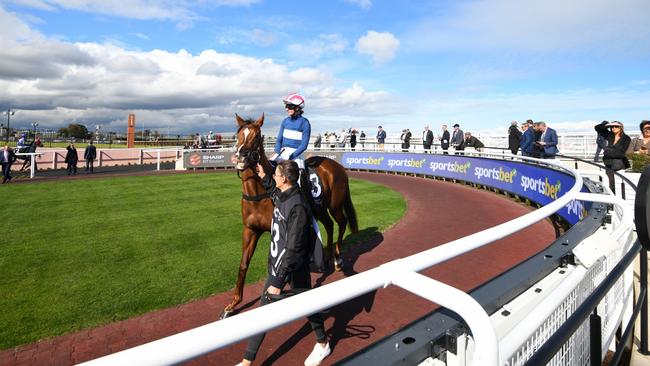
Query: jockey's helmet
283,93,305,110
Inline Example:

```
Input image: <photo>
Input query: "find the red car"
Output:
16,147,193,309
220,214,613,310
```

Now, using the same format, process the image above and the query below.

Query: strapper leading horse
222,114,358,317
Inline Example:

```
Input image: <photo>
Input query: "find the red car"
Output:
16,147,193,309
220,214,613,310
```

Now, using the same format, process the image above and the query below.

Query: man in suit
422,125,434,153
536,122,558,159
450,123,465,154
376,125,386,150
1,145,17,183
520,120,535,157
439,124,450,154
84,140,97,173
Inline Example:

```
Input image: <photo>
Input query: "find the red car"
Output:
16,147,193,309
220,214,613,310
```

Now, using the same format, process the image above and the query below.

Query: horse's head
234,113,265,171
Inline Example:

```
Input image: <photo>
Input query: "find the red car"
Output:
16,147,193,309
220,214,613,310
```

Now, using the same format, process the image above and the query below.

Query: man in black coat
423,125,434,153
508,121,522,155
65,143,79,175
84,141,97,173
1,145,17,183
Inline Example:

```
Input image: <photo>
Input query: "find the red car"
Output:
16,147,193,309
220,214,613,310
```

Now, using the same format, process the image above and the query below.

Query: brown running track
0,171,556,366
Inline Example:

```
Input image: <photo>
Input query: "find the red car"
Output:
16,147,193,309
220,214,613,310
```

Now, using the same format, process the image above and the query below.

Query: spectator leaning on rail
626,120,650,155
238,160,330,366
535,122,558,159
463,132,484,152
508,121,522,155
595,120,631,194
271,93,311,170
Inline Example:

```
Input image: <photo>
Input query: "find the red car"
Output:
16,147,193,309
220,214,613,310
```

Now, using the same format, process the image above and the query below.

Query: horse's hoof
334,258,343,272
220,309,234,320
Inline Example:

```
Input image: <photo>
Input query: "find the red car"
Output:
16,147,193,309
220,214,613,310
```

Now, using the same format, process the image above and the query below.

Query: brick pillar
127,114,136,148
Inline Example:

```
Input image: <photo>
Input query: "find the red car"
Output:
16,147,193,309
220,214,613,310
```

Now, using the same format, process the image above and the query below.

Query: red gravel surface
0,171,556,366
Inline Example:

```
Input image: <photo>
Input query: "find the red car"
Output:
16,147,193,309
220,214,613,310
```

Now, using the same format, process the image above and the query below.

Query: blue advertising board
341,152,589,224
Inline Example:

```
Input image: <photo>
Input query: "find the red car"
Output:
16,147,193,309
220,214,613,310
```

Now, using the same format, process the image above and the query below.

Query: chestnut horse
222,114,358,317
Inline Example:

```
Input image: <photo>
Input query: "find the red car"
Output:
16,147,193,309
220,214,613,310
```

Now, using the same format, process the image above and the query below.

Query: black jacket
423,130,434,148
261,176,313,288
65,146,79,164
508,126,522,150
440,130,450,149
595,122,631,170
84,144,97,160
464,136,484,149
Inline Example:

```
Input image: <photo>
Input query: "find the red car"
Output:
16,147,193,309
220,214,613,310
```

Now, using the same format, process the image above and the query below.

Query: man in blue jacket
271,93,310,170
520,120,535,156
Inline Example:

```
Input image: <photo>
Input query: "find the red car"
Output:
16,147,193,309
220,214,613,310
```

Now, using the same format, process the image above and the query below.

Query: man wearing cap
376,126,386,150
450,123,464,154
535,122,558,159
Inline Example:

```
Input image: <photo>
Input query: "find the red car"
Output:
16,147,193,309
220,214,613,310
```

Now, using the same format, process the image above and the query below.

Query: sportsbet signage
341,152,589,225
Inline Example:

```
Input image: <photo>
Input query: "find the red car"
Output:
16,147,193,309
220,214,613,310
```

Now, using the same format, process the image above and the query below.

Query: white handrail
81,155,611,366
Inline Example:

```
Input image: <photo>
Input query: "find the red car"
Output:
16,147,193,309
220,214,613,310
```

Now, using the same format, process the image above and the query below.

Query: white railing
80,152,637,366
14,152,42,178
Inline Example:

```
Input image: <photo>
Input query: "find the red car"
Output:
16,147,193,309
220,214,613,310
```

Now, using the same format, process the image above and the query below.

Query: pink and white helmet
283,93,305,109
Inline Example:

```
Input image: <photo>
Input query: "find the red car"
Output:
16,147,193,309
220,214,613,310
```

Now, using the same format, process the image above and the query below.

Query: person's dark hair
278,160,300,185
640,120,650,131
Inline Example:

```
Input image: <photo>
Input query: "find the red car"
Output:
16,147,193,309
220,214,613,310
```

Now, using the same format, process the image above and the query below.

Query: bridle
236,131,263,173
236,129,270,202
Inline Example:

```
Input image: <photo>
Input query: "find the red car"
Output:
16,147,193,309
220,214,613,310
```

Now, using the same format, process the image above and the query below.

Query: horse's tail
344,182,359,233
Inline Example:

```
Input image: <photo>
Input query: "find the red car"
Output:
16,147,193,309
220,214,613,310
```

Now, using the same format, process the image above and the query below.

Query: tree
59,123,90,138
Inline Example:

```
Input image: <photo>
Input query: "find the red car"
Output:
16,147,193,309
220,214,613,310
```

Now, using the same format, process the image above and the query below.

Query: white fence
80,152,641,366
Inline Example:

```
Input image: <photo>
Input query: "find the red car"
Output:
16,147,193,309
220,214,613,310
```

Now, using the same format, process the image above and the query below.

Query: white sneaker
304,342,331,366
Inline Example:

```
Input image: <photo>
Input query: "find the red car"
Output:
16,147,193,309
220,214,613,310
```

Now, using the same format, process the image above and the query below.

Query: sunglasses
285,104,298,110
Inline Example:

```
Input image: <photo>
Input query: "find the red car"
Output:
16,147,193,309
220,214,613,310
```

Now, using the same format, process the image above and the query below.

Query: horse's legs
318,211,335,265
222,227,260,318
329,208,348,272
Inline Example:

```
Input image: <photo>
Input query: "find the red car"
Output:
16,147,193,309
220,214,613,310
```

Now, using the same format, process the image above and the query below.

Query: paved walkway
0,171,556,365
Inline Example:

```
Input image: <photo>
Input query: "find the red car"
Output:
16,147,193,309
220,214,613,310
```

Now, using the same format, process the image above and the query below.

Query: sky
1,0,649,137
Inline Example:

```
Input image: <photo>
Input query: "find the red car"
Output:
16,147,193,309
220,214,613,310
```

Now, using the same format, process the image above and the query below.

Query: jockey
16,133,28,151
271,93,310,170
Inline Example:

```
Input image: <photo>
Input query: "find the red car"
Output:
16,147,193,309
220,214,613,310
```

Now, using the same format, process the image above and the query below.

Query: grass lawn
0,173,405,349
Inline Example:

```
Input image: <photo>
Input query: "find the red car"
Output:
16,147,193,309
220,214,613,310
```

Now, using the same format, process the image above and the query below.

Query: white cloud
355,30,399,64
344,0,371,10
0,8,395,134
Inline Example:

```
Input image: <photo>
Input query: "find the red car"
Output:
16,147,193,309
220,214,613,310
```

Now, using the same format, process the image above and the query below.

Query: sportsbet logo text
388,158,426,168
429,161,471,174
474,167,517,183
521,176,562,199
345,156,384,166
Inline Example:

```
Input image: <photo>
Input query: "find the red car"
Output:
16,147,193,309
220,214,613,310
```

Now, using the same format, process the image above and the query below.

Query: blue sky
1,0,649,137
